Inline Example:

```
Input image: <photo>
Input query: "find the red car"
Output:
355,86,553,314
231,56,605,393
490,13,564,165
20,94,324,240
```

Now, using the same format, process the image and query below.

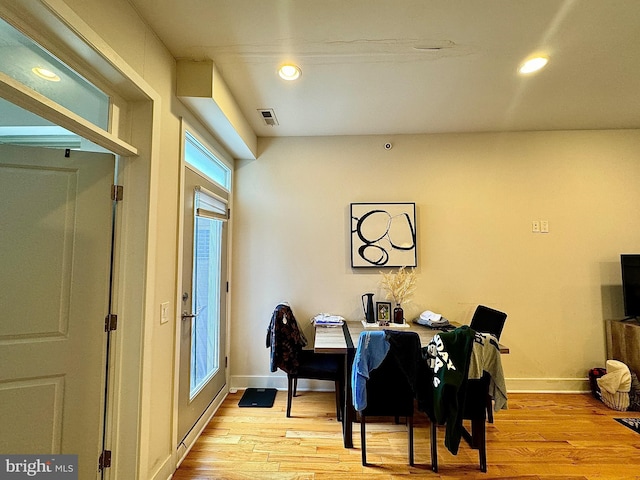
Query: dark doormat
238,388,277,408
614,417,640,434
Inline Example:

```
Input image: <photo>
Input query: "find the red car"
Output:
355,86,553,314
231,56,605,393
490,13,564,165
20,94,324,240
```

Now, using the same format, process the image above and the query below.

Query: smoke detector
258,108,279,127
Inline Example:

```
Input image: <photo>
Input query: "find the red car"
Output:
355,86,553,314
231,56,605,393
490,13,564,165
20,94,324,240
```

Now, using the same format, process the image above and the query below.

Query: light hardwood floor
173,390,640,480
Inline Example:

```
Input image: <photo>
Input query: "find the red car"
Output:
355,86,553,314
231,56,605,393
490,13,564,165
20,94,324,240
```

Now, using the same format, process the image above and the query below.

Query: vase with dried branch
379,266,417,324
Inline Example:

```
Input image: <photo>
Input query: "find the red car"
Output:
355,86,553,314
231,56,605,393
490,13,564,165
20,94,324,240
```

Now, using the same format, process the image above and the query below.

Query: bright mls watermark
0,455,77,479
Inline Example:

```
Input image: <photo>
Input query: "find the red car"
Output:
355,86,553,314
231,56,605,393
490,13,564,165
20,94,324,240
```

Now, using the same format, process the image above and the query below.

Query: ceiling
127,0,640,139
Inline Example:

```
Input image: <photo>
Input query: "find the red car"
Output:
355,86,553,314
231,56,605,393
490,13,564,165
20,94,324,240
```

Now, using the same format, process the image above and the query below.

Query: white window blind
195,186,227,221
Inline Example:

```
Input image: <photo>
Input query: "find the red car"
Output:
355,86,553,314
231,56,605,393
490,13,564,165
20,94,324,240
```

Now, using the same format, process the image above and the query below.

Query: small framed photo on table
376,302,392,326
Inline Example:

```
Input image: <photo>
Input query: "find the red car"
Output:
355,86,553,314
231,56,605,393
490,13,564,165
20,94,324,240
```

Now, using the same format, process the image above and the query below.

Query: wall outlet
532,221,540,233
160,302,170,324
541,220,549,233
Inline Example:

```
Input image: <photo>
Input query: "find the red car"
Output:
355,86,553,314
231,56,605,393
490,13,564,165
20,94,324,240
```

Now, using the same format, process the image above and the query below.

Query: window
0,17,110,130
185,131,231,190
190,189,225,396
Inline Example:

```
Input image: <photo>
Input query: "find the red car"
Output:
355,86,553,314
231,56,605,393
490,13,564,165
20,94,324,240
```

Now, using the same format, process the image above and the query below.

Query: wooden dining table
313,320,508,448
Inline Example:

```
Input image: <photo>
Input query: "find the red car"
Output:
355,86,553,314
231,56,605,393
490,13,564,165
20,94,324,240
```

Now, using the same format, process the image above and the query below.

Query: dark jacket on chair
422,325,475,454
266,303,308,374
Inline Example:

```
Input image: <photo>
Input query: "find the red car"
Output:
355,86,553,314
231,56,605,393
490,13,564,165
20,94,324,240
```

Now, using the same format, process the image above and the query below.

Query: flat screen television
621,254,640,319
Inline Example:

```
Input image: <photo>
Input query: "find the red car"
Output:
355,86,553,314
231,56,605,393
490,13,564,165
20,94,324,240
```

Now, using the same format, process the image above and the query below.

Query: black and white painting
350,202,417,268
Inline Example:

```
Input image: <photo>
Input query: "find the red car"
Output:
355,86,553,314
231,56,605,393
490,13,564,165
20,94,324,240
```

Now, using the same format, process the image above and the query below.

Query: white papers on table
313,313,344,327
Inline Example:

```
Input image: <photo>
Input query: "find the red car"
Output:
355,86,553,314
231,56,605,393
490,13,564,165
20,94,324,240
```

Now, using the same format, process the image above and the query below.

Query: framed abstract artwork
350,202,417,268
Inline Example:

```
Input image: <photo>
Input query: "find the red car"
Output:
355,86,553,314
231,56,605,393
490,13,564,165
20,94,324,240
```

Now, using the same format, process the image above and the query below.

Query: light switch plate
160,302,170,324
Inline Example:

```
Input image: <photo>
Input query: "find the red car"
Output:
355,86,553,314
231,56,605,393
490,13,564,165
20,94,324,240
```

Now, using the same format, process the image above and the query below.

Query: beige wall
19,1,640,478
231,131,640,392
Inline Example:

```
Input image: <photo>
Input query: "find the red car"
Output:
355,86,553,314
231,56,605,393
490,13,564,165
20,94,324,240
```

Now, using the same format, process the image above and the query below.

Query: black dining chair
469,305,507,422
266,303,343,420
430,372,492,473
288,349,343,420
353,330,424,466
423,325,491,473
469,305,507,340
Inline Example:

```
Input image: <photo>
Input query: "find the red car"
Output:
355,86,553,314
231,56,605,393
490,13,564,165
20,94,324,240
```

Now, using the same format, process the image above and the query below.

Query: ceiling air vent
258,108,279,127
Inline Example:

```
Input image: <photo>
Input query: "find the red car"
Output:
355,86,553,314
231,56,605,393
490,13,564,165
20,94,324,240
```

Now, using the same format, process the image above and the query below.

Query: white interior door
0,144,114,479
178,166,228,443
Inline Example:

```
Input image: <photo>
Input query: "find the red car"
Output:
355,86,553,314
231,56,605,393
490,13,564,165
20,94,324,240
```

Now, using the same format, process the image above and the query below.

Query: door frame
0,2,162,478
175,118,233,465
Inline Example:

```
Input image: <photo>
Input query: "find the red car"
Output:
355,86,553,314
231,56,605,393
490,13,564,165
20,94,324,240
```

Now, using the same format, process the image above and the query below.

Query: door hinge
225,356,228,368
111,184,123,201
105,314,118,332
98,450,111,470
226,281,229,293
227,207,231,220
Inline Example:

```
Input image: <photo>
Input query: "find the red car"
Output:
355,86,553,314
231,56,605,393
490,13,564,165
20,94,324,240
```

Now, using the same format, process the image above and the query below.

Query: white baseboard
230,375,339,392
232,375,591,394
506,377,591,393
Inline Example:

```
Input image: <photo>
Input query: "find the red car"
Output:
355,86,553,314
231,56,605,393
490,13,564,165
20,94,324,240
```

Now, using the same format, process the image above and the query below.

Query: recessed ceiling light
278,64,301,81
32,66,61,82
518,56,549,75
